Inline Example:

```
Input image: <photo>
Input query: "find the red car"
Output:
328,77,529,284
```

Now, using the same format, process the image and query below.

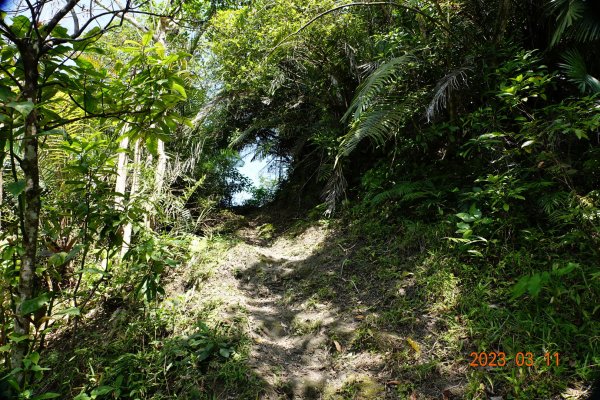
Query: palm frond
571,14,600,43
340,106,396,156
549,0,585,46
339,92,421,158
559,49,600,93
342,54,415,123
357,61,381,80
190,93,226,128
229,126,256,148
426,68,470,122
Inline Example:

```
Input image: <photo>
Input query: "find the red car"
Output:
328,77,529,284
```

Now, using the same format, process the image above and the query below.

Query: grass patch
338,207,600,399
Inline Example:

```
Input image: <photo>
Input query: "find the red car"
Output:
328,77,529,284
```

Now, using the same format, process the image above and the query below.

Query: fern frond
370,181,437,205
538,190,570,216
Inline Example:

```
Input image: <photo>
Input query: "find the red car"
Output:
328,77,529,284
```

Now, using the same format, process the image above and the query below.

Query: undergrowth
40,234,263,400
336,196,600,399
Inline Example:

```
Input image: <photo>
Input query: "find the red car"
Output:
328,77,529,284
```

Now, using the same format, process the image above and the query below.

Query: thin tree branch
71,9,80,33
93,0,162,42
0,63,23,90
24,0,43,43
64,4,167,42
0,18,20,43
44,0,81,40
70,8,125,40
44,107,152,130
428,0,449,30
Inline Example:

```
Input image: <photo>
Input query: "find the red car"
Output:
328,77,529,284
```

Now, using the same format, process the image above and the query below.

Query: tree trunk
155,139,166,195
495,0,512,43
121,138,140,258
0,165,3,230
112,128,129,264
11,49,41,382
114,131,130,210
152,24,169,228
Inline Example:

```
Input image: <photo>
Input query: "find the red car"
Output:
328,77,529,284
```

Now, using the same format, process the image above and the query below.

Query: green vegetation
0,0,599,399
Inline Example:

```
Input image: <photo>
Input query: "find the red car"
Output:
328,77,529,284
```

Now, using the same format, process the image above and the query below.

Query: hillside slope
42,211,595,399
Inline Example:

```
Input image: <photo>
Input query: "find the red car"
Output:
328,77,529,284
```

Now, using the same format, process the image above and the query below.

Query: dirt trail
222,221,389,399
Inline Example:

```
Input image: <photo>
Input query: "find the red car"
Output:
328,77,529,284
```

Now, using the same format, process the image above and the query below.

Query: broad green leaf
555,262,578,276
0,84,13,101
0,344,11,352
75,58,95,70
84,46,107,55
32,393,61,399
521,140,535,148
73,27,102,52
469,205,482,218
75,267,106,275
142,30,153,46
54,307,81,317
8,333,29,343
219,348,231,358
123,40,141,46
6,180,26,196
84,91,98,113
146,136,158,156
48,252,68,266
47,45,72,57
7,101,34,117
180,116,193,128
171,82,187,99
155,41,165,58
456,213,475,222
456,222,470,230
84,27,101,39
164,54,179,65
20,292,52,316
90,386,113,396
51,25,69,38
197,342,215,361
10,15,31,38
27,351,40,364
